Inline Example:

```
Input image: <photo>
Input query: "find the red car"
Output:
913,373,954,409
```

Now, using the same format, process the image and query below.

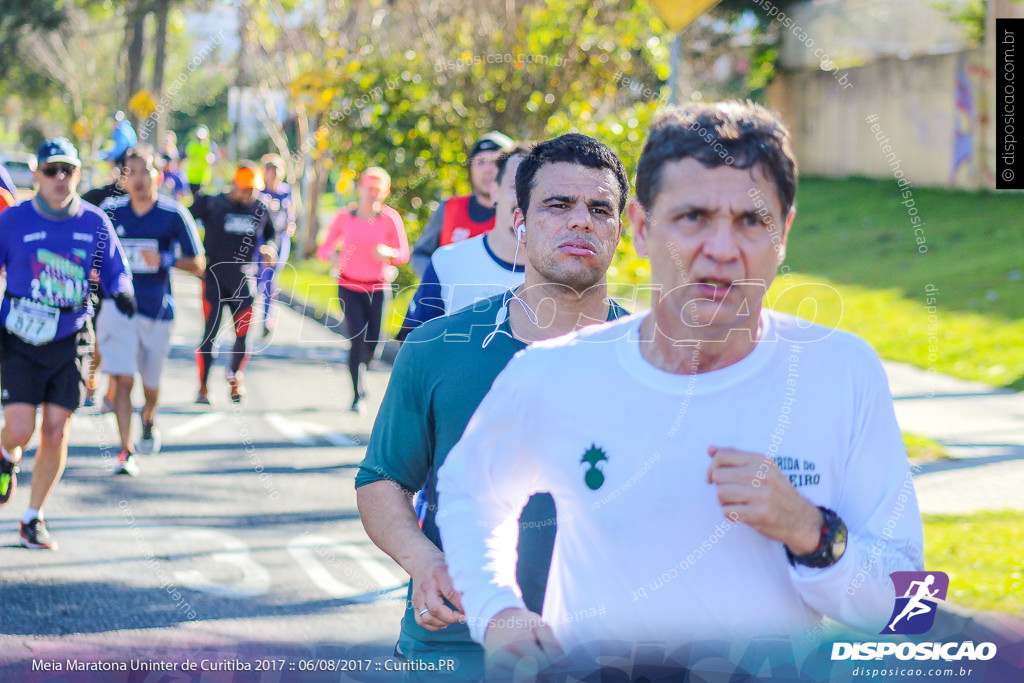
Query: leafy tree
0,0,66,72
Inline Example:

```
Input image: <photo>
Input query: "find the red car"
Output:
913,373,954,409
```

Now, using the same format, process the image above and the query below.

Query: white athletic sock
1,445,16,463
22,508,41,524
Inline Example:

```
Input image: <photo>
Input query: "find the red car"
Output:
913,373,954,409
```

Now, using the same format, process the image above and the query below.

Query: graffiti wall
768,47,992,189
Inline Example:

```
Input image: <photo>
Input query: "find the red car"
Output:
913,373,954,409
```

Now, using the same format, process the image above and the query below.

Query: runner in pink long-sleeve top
317,167,409,413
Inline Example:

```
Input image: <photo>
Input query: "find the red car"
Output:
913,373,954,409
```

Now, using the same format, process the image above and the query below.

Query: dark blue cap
470,131,513,159
37,137,81,167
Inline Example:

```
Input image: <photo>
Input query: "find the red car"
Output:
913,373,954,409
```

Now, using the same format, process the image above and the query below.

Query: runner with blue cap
0,137,135,550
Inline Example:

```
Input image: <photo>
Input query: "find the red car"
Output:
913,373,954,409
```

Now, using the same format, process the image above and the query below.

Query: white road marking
287,534,405,601
264,412,316,446
297,420,357,447
171,529,272,598
340,541,403,587
264,413,356,447
287,535,361,598
166,412,226,437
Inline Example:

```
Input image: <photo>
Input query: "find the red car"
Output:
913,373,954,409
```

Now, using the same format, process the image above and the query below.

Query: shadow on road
0,577,404,636
914,446,1024,475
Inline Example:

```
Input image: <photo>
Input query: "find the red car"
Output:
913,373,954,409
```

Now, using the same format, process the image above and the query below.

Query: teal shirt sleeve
355,337,435,493
609,298,630,319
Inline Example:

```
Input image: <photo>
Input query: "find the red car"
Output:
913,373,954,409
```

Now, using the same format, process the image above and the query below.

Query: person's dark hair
635,101,798,216
495,143,535,185
115,148,137,171
123,145,160,172
515,133,630,217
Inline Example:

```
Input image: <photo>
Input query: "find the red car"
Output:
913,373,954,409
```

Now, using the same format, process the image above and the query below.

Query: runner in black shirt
189,163,275,404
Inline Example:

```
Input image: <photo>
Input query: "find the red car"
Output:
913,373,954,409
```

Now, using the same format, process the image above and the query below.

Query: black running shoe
138,421,161,455
20,518,58,550
0,448,22,505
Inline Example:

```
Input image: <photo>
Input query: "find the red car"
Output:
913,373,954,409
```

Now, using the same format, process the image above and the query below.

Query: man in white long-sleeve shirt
436,101,924,677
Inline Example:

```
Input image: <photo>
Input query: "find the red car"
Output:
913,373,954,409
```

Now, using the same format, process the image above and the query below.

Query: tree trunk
231,2,253,159
294,111,312,258
124,1,147,126
145,0,171,145
302,113,326,260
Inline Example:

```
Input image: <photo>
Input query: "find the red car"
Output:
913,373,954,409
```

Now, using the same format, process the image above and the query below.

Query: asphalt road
0,273,412,682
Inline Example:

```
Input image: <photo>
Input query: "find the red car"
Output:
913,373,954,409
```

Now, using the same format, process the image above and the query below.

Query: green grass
903,433,950,463
318,192,340,215
277,258,411,338
923,510,1024,615
788,177,1024,321
774,177,1024,389
765,273,1024,389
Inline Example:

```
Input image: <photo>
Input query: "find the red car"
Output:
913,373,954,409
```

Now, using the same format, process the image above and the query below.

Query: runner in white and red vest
409,131,512,277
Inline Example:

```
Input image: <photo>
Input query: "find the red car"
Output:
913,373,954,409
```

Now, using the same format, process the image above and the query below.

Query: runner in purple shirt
0,137,135,551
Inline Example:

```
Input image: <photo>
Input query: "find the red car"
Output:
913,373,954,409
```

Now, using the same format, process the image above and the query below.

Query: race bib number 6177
5,299,59,345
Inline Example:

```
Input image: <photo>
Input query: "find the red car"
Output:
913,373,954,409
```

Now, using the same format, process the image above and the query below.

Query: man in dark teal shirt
356,133,631,681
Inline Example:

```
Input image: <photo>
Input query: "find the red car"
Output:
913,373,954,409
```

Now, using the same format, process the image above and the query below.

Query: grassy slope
294,177,1024,387
923,511,1024,615
785,177,1023,321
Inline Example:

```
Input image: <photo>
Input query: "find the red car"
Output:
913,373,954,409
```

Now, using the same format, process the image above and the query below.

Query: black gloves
112,291,137,318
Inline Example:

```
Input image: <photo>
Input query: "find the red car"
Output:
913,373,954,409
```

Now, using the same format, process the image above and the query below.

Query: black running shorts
0,325,93,410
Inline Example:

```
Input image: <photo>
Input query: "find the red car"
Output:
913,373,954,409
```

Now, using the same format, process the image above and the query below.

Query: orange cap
233,166,264,190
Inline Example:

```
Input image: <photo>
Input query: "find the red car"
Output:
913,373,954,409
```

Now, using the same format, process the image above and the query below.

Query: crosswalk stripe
286,535,361,598
264,413,357,447
339,541,403,587
295,420,357,447
166,412,227,437
264,412,316,445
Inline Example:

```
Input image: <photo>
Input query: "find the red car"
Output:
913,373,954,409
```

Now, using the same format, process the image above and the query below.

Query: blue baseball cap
37,137,81,167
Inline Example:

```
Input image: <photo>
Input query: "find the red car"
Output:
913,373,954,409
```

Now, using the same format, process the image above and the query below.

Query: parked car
0,151,37,197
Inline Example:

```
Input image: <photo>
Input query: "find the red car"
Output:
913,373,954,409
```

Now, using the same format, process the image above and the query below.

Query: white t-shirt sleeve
436,353,541,644
789,347,924,633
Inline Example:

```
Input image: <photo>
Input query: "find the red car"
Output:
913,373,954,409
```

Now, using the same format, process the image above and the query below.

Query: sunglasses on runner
40,164,77,178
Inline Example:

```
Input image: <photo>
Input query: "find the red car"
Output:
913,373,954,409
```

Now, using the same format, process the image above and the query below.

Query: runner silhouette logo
881,571,949,635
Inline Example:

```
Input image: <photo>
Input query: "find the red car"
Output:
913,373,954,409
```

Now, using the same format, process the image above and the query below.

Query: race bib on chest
121,238,161,274
225,214,255,234
5,299,60,345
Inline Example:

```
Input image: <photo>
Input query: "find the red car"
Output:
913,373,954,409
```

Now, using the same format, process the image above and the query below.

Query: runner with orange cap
189,162,276,404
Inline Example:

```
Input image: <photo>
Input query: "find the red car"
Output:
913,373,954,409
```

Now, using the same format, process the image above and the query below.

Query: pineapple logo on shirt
581,444,609,490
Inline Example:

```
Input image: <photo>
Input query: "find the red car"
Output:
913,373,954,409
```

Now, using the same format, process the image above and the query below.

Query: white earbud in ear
516,224,525,241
